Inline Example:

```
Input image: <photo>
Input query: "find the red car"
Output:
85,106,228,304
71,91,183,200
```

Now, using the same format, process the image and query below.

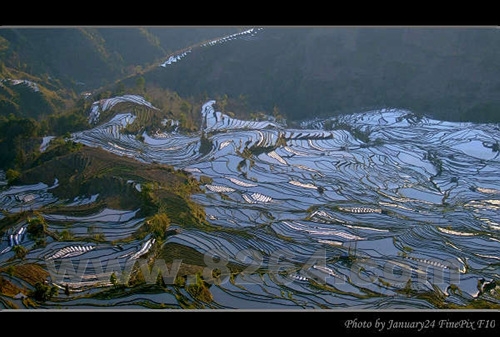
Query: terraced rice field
1,99,499,309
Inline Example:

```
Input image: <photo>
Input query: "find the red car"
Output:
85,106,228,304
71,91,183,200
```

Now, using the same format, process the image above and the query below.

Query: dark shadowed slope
141,26,500,123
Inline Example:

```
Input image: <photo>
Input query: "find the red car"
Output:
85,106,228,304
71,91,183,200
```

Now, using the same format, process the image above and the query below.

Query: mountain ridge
2,26,499,125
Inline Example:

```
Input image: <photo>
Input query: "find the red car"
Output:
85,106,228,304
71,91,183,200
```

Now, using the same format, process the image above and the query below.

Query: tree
217,94,228,112
186,272,213,302
146,213,171,239
5,169,20,184
114,81,126,96
27,214,48,239
110,272,118,287
30,282,58,302
12,245,27,260
136,76,146,93
58,229,74,241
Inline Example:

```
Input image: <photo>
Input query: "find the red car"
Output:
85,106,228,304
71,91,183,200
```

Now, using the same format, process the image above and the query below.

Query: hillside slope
140,27,500,123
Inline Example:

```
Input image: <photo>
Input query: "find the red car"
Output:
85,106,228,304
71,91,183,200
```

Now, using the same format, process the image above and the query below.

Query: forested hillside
0,27,242,170
0,27,241,89
139,27,500,123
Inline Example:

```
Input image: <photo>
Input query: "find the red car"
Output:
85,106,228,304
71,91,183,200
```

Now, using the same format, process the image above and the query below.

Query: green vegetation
56,229,74,241
186,272,213,303
12,245,27,260
30,282,58,302
1,27,499,310
0,27,243,172
0,112,87,172
110,272,118,287
144,213,171,240
5,168,20,184
26,214,49,239
15,146,208,233
0,263,53,306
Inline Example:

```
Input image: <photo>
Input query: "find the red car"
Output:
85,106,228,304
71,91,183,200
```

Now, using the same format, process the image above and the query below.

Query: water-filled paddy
1,100,499,309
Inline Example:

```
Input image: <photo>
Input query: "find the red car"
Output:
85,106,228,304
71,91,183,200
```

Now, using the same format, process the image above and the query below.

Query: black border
1,309,499,336
1,9,498,337
2,2,498,27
